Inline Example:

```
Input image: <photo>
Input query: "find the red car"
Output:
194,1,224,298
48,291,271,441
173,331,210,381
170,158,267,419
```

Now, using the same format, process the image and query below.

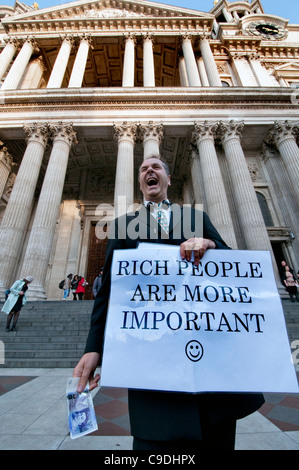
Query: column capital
23,122,50,148
192,121,218,145
268,120,299,147
114,121,138,144
196,32,212,43
142,32,154,42
218,120,245,144
59,34,74,46
123,32,137,43
180,32,195,45
21,35,38,50
49,122,77,147
78,32,93,47
138,121,163,143
3,36,19,47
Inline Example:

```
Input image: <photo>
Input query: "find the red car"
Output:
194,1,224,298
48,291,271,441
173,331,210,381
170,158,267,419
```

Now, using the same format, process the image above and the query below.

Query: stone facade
0,0,298,300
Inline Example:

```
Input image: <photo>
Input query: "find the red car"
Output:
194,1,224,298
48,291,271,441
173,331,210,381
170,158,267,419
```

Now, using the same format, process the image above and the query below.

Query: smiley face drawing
185,340,204,362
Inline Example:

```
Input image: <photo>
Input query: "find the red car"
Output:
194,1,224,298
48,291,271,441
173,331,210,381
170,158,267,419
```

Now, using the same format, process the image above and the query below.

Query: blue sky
3,0,299,23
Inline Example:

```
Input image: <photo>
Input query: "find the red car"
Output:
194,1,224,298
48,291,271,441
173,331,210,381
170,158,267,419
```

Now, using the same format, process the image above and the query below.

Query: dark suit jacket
85,205,264,441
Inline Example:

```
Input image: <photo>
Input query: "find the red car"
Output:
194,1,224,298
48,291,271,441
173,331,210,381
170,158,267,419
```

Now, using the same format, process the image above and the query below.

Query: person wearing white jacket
1,276,33,331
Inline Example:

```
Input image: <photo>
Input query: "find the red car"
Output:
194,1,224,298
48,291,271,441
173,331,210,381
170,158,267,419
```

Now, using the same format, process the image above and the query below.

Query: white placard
101,244,298,393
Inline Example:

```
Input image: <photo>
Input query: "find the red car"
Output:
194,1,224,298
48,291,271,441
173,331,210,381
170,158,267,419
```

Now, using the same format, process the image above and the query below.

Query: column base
27,283,47,301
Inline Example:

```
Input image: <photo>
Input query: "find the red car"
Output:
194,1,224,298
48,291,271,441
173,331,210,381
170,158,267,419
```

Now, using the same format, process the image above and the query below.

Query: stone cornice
0,87,297,118
2,15,214,36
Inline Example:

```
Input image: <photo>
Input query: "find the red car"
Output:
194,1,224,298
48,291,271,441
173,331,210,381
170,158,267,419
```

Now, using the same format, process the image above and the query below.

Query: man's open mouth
147,177,158,186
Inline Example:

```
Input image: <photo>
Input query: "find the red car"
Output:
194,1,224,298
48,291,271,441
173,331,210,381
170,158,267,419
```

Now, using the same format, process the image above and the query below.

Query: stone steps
0,299,298,368
0,300,94,368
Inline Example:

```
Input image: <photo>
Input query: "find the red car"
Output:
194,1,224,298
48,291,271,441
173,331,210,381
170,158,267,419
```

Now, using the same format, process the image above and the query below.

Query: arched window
256,192,274,226
221,81,230,87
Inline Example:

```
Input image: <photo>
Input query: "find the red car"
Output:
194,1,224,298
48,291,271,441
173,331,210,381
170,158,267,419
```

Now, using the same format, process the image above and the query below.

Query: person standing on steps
73,156,264,451
1,276,34,331
62,273,73,300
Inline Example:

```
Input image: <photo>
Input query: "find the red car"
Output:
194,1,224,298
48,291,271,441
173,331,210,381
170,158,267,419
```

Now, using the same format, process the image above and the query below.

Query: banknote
66,377,98,439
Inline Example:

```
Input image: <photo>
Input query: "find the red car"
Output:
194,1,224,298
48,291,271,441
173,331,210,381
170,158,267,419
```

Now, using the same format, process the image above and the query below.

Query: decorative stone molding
268,120,299,146
192,120,218,144
113,121,138,144
48,121,77,147
23,122,50,148
0,142,15,170
217,120,245,143
138,121,164,143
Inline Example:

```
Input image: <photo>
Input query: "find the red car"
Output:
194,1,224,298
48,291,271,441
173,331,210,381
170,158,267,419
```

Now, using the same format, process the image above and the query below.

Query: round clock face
247,21,287,40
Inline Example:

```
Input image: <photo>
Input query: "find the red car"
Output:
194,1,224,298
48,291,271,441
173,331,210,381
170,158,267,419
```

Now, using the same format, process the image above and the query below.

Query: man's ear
168,176,171,186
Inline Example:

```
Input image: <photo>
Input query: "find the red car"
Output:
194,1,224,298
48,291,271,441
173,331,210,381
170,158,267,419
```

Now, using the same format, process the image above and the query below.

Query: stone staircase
0,300,94,368
0,299,298,369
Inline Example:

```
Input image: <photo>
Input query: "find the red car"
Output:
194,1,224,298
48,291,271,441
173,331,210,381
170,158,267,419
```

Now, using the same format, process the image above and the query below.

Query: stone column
189,149,203,205
122,33,135,87
0,142,15,197
20,122,77,300
47,35,73,89
269,121,299,204
113,122,137,217
199,34,222,87
68,34,91,88
179,56,189,86
218,120,273,252
0,123,49,294
19,56,46,89
139,121,163,160
192,121,237,248
197,58,209,86
2,37,36,90
143,33,155,87
181,34,201,87
0,37,18,82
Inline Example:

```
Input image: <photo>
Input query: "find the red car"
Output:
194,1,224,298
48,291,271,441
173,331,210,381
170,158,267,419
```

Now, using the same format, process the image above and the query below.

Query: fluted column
0,142,15,197
113,122,137,217
181,34,201,87
192,121,237,248
139,121,163,160
68,34,91,88
269,121,299,204
197,58,209,86
0,123,49,294
190,149,203,205
122,33,135,87
2,37,36,90
0,37,18,81
179,56,189,86
143,33,155,87
199,34,222,87
219,120,273,252
47,35,73,89
20,122,77,299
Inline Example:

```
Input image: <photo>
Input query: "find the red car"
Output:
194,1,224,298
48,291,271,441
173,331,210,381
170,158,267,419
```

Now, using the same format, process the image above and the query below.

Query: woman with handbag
76,276,88,300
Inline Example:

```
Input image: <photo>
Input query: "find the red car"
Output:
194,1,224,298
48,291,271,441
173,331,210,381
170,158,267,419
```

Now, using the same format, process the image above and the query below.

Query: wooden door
85,222,108,300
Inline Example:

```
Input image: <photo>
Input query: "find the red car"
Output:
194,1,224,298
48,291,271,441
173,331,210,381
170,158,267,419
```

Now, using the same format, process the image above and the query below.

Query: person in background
284,266,299,302
62,273,73,300
1,276,34,331
76,276,88,301
92,268,103,298
71,275,79,301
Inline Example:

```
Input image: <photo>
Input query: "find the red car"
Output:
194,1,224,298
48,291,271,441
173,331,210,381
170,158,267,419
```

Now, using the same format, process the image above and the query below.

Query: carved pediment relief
2,0,212,23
